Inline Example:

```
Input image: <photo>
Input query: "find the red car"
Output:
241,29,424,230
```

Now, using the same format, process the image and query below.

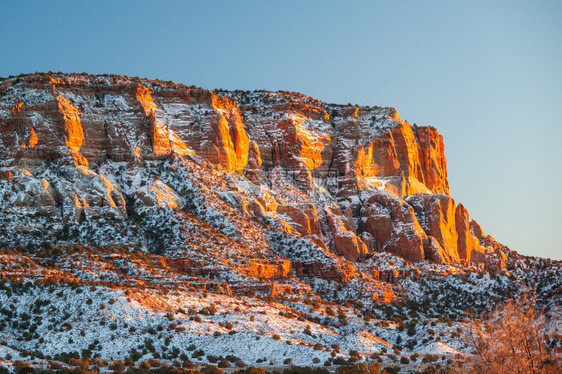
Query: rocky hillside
0,72,503,266
0,72,560,372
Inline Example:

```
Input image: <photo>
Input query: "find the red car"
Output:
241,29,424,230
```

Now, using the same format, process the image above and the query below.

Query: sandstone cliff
0,72,498,270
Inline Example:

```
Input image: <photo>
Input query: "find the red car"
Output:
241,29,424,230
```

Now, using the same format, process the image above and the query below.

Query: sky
1,1,561,260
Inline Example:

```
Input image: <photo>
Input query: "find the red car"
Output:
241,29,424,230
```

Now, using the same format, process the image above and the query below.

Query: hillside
0,72,560,373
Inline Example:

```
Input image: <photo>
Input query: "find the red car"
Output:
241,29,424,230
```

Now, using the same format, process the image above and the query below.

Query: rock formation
0,72,498,270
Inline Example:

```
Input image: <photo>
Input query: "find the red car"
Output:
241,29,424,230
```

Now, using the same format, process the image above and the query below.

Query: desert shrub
140,361,151,370
111,360,126,372
240,368,266,374
49,361,64,370
383,367,400,374
337,309,347,319
182,360,197,369
193,349,205,358
129,348,142,362
223,355,239,363
333,357,347,365
349,350,361,359
203,365,222,374
13,360,30,369
422,354,438,363
336,363,382,374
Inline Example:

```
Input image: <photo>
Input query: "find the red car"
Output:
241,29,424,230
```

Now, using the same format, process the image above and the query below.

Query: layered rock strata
0,73,497,269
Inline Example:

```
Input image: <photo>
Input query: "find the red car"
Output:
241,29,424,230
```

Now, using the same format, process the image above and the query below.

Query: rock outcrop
0,72,503,269
455,204,486,264
359,191,427,262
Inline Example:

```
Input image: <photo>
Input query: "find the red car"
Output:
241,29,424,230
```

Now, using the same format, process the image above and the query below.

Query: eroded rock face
425,236,448,264
455,204,486,264
292,260,356,283
0,73,503,269
403,194,489,265
133,178,183,209
359,191,427,262
371,266,422,284
55,94,87,166
407,194,460,263
414,126,449,195
9,169,57,217
326,207,368,261
247,259,291,279
469,219,486,240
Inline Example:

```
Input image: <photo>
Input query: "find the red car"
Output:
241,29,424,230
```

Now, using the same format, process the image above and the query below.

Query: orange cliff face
0,73,497,269
136,85,172,157
211,95,249,172
406,194,487,265
239,101,335,191
55,94,87,166
134,85,248,171
359,122,449,196
455,203,486,264
136,85,195,158
415,126,449,195
323,107,450,199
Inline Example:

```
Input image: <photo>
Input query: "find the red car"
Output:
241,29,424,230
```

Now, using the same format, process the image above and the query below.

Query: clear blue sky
1,1,561,260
